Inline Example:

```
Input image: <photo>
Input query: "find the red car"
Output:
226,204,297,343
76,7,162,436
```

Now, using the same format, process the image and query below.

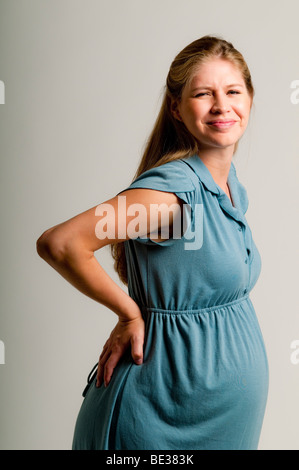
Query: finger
103,348,124,387
99,342,109,361
96,348,111,387
131,335,144,365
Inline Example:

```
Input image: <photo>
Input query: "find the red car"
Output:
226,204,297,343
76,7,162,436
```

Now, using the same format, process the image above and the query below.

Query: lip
207,120,237,129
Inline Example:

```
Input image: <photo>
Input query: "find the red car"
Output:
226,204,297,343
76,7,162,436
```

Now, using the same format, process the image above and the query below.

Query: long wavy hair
111,35,255,285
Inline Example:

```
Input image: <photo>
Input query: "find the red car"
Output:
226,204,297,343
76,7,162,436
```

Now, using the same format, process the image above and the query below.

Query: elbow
36,231,51,259
36,229,66,262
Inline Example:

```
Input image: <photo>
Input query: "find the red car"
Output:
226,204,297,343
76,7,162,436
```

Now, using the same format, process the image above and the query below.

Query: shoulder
126,159,198,194
230,163,249,214
116,158,201,210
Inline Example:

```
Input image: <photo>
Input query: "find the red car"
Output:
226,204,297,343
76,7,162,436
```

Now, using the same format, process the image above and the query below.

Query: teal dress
72,155,269,450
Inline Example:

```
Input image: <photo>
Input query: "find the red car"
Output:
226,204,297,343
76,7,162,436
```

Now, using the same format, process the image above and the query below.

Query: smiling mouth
207,120,237,129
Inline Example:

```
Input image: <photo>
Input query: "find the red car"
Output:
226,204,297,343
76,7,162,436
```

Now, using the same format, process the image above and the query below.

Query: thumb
131,335,144,365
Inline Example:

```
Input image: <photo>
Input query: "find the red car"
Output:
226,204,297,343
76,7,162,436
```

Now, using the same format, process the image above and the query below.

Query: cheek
180,103,206,125
235,99,251,121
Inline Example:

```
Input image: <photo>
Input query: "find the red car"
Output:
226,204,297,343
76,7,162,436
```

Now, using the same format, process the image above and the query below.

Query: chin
210,138,239,149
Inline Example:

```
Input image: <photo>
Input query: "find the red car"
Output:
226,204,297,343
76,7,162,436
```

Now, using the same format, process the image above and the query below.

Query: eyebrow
191,83,245,92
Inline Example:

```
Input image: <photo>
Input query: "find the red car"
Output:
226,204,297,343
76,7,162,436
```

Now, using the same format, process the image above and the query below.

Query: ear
170,98,183,122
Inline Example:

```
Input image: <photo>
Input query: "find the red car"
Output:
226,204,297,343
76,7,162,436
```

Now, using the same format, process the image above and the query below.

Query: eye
228,90,240,95
194,92,210,98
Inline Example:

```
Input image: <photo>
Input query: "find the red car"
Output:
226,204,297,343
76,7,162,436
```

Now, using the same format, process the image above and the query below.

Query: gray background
0,0,298,450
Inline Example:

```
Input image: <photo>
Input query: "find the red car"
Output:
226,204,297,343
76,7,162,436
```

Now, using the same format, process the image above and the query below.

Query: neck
197,146,233,188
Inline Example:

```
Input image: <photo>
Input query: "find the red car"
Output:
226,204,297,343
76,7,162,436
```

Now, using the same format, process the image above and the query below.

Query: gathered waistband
139,294,250,316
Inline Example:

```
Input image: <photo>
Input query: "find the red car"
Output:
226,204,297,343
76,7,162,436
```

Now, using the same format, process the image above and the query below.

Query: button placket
244,232,251,294
237,221,251,294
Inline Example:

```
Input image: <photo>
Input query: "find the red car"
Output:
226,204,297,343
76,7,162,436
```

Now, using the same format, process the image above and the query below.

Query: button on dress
72,154,269,450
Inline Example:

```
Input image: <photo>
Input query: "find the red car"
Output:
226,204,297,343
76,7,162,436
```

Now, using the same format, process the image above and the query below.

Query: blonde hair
111,35,254,285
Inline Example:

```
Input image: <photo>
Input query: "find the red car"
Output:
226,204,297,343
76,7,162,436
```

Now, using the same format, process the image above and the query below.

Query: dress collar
181,154,253,260
181,154,249,217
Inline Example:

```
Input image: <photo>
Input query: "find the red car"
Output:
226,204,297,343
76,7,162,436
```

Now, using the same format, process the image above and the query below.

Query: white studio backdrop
0,0,298,450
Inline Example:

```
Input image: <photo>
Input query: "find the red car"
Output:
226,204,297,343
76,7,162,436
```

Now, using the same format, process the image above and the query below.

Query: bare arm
36,188,183,386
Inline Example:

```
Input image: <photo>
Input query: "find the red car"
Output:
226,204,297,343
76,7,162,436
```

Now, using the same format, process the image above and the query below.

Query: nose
210,92,230,114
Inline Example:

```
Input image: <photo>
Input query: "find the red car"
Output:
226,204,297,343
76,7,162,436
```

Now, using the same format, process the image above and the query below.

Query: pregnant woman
36,35,269,450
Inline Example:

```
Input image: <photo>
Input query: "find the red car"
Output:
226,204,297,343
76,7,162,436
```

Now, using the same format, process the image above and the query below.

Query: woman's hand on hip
96,315,145,388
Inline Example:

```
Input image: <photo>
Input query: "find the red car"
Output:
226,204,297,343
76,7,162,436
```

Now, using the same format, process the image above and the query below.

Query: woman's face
174,58,252,152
